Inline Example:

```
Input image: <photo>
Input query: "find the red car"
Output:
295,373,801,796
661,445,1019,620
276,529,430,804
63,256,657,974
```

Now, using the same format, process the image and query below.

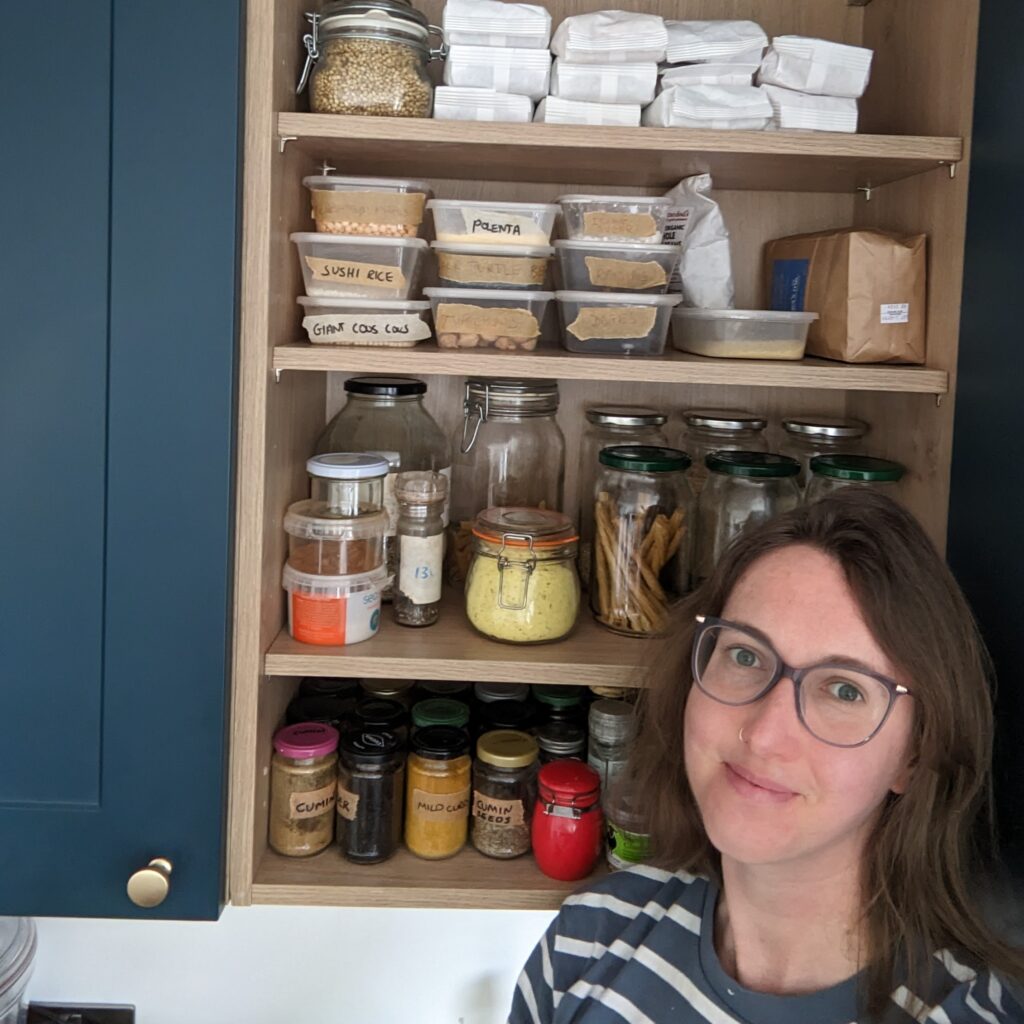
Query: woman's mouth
724,762,799,803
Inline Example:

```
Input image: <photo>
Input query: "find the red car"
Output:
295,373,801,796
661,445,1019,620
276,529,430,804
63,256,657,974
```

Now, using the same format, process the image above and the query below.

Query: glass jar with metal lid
578,406,668,588
536,719,586,763
477,699,536,738
299,0,445,118
591,446,695,638
588,699,636,805
806,455,906,504
681,409,768,496
781,417,869,488
359,678,416,708
449,378,566,583
471,730,539,859
696,452,801,582
465,508,580,644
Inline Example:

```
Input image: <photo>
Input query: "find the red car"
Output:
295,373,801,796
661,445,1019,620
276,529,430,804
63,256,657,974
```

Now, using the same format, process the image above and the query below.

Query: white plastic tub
291,233,427,300
432,242,552,289
427,199,558,246
302,175,432,237
558,195,672,244
297,296,431,347
424,287,554,352
554,240,680,293
282,563,386,646
671,308,818,360
556,290,681,356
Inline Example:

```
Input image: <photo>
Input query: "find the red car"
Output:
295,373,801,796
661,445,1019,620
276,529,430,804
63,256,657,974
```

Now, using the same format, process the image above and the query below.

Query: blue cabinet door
0,0,240,919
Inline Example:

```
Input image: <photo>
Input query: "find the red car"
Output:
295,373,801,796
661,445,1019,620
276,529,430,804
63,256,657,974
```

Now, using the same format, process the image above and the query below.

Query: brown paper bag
764,228,927,364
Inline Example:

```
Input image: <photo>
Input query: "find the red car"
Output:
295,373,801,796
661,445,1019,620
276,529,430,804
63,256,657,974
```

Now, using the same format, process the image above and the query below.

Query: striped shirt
509,865,1024,1024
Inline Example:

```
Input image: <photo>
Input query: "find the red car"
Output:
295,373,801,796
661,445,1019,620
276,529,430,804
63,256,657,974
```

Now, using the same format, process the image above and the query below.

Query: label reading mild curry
305,256,406,290
288,781,337,820
411,787,471,822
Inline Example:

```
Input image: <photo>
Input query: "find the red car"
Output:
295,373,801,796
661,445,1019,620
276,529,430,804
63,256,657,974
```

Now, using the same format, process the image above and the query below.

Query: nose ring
738,727,747,744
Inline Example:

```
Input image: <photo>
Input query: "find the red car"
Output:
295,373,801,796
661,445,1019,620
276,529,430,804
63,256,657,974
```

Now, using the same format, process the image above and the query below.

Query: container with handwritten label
269,723,340,857
393,470,448,627
471,730,539,859
336,730,405,864
404,726,472,860
290,232,427,299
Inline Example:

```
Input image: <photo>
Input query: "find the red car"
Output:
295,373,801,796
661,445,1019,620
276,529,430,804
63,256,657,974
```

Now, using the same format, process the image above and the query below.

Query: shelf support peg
936,394,944,408
279,136,297,154
856,185,873,202
274,368,282,384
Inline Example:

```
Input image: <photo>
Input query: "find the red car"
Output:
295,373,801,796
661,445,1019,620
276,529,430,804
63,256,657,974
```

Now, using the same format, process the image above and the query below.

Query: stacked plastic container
436,0,553,123
539,10,667,126
554,195,682,356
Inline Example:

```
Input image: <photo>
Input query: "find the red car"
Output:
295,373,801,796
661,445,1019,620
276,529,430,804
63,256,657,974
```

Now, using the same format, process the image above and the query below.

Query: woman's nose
740,676,803,758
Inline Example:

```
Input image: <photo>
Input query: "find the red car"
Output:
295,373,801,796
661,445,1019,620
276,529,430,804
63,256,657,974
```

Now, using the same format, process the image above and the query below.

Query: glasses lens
799,668,893,746
694,624,777,705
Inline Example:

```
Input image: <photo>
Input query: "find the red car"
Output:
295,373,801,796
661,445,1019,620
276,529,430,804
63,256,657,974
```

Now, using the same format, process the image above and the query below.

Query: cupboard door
0,0,240,918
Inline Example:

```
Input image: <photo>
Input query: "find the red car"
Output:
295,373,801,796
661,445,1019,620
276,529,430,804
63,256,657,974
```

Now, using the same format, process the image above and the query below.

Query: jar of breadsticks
590,446,694,638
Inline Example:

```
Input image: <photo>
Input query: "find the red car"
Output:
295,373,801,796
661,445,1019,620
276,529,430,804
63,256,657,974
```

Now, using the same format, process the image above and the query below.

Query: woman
510,489,1024,1023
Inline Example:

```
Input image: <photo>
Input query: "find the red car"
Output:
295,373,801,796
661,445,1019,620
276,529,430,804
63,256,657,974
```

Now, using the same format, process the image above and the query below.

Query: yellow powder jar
404,726,472,860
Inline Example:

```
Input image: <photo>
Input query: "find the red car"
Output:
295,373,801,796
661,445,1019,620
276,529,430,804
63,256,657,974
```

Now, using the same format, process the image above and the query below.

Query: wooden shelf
278,113,962,192
266,590,658,685
253,844,602,910
273,343,949,394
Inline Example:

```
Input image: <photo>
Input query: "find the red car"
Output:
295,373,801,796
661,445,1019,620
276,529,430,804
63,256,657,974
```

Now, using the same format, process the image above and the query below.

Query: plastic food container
424,287,554,352
302,175,432,237
554,240,680,294
427,199,558,246
671,309,819,360
557,195,672,244
0,918,35,1024
297,296,431,347
432,242,552,289
284,500,389,576
556,291,681,356
282,563,386,646
290,232,427,300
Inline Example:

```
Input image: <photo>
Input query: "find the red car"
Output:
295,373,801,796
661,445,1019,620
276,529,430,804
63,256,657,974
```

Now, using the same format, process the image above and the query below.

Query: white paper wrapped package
663,174,735,309
433,87,534,123
658,63,758,92
762,84,858,133
550,11,668,65
550,59,657,105
664,20,767,65
758,36,873,99
444,45,552,101
643,84,772,130
534,96,641,126
442,0,552,48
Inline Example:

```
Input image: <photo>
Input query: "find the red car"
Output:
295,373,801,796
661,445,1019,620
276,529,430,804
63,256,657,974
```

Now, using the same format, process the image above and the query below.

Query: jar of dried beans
269,723,340,857
405,726,472,859
471,730,539,859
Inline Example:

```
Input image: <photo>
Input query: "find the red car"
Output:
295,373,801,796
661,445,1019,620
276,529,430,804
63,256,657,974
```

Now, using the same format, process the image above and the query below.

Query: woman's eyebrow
726,618,889,676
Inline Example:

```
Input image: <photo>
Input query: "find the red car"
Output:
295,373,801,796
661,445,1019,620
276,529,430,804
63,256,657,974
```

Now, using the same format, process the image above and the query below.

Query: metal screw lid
783,417,868,440
586,405,667,428
683,409,767,432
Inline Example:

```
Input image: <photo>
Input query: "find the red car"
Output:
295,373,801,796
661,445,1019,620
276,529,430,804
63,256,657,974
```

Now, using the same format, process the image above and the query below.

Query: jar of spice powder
394,470,448,627
269,723,340,858
405,726,472,860
471,730,539,860
336,730,405,864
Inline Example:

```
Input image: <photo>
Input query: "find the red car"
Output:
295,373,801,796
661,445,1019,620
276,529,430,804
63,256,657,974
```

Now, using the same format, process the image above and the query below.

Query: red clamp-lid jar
532,760,603,881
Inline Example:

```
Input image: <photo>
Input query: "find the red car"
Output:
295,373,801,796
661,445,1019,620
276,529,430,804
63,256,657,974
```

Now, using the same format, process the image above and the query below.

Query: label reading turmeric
568,305,658,341
437,251,545,287
434,303,540,339
585,256,667,290
472,791,525,827
288,782,337,820
411,787,471,822
336,783,360,821
583,210,658,239
305,256,406,290
311,189,425,228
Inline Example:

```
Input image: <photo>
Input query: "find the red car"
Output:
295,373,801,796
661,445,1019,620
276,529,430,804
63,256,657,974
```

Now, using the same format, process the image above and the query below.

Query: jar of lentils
303,0,443,119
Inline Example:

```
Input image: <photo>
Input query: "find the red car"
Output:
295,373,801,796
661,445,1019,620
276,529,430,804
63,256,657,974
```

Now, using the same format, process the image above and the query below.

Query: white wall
27,905,556,1024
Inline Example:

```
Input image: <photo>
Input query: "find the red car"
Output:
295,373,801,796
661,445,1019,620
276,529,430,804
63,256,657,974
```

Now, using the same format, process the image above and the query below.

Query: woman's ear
890,755,916,796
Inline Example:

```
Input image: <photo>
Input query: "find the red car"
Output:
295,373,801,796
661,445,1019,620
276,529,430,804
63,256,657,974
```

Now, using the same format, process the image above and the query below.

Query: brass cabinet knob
126,857,173,908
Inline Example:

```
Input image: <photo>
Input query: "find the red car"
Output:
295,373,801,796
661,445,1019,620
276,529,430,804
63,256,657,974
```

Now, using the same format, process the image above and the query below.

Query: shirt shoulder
890,952,1024,1024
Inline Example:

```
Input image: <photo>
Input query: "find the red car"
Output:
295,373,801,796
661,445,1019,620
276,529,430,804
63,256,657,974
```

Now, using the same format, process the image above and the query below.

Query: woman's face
684,544,914,872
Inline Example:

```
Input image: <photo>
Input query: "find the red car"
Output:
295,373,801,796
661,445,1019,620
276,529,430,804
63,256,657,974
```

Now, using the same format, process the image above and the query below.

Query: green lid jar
412,697,471,732
806,455,905,504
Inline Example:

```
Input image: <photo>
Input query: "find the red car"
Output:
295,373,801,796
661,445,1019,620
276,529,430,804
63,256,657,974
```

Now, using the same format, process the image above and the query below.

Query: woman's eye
727,646,761,669
827,680,865,703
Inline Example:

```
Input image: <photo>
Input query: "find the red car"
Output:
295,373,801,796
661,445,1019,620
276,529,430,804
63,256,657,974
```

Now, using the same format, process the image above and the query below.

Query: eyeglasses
691,615,911,748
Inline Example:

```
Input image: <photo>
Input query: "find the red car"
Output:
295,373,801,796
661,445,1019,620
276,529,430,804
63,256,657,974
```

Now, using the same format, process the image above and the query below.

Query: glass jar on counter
578,406,668,588
301,0,442,118
336,730,404,864
393,471,447,627
532,760,603,882
536,719,586,763
591,446,695,638
471,730,539,859
465,508,580,645
588,699,636,804
806,455,905,503
449,379,565,584
696,452,801,582
405,726,472,860
412,698,471,734
781,417,869,488
269,723,340,857
681,410,767,496
307,453,389,517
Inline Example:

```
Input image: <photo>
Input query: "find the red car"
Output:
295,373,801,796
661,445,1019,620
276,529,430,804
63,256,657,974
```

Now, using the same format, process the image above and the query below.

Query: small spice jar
417,680,473,705
536,719,586,764
533,685,586,726
465,508,580,645
475,682,529,704
781,417,869,489
405,726,472,860
588,699,636,804
806,455,905,503
477,699,536,738
353,697,409,747
359,678,416,708
681,410,768,496
591,446,695,637
300,676,360,699
412,698,471,734
284,501,388,576
471,730,539,859
394,471,448,627
269,723,340,858
307,453,390,517
532,760,603,882
336,730,405,864
286,692,356,730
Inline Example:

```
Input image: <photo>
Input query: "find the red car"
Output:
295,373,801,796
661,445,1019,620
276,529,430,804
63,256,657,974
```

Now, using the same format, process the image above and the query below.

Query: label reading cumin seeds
472,791,525,827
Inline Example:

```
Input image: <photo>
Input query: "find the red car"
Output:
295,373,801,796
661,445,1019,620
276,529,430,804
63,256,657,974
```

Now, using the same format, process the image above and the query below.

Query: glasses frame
692,615,912,749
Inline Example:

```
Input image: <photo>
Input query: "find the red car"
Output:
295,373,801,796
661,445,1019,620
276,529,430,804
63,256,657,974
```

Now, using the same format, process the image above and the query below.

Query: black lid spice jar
353,697,409,746
405,726,472,860
471,730,539,859
337,730,405,864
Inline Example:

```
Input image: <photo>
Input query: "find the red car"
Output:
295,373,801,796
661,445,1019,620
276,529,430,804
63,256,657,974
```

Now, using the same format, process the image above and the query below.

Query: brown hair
632,488,1024,1017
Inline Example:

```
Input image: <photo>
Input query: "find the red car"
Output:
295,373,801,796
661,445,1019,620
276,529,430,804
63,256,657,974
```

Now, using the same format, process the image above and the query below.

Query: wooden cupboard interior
230,0,979,907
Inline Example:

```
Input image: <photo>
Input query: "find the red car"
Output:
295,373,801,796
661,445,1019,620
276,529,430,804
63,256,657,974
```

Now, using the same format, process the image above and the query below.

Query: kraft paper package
764,228,927,364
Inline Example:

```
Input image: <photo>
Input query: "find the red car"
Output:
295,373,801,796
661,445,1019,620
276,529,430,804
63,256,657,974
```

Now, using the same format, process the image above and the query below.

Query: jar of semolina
404,726,472,859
